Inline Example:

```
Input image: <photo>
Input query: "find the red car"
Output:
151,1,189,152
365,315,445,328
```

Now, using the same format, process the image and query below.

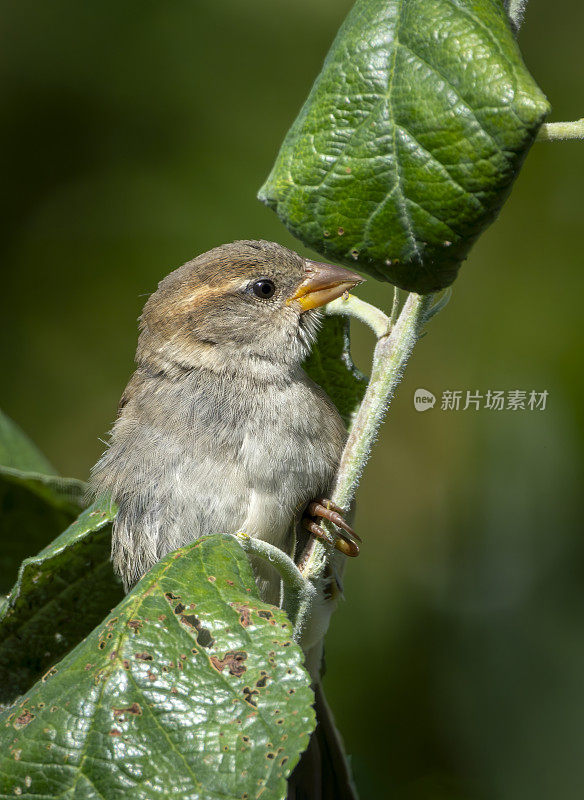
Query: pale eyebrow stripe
176,278,248,308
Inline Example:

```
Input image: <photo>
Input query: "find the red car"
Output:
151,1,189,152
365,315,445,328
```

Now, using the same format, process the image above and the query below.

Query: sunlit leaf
0,534,315,800
259,0,550,292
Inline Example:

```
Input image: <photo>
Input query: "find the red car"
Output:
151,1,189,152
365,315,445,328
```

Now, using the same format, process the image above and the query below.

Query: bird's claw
302,498,360,557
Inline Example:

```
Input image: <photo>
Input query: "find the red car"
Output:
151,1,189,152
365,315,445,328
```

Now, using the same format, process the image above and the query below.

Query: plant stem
537,119,584,142
325,293,392,338
296,291,435,607
232,532,316,625
335,292,434,508
504,0,528,32
232,532,307,593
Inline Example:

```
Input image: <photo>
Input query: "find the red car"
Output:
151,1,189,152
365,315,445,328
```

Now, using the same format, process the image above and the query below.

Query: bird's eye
252,279,276,299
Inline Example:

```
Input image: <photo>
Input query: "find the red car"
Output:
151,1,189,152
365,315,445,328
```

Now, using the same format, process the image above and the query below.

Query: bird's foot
302,499,360,557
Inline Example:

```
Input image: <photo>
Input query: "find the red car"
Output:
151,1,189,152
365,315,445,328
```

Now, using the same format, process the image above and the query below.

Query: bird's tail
287,682,359,800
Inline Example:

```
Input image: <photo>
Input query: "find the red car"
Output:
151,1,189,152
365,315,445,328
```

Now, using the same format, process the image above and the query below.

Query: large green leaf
259,0,550,293
0,500,122,704
0,411,87,591
304,315,367,428
0,534,315,800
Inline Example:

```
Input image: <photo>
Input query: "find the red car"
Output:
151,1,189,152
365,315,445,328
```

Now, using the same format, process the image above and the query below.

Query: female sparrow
91,240,363,607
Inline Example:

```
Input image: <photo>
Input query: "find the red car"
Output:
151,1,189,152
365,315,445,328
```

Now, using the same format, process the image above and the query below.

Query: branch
292,291,440,639
331,292,435,511
537,119,584,142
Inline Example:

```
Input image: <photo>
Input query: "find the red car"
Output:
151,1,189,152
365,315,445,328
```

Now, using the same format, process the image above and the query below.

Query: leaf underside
304,315,367,428
0,535,315,800
259,0,550,293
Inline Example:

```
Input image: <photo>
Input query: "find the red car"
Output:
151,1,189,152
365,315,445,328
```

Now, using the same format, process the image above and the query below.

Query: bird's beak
288,260,364,311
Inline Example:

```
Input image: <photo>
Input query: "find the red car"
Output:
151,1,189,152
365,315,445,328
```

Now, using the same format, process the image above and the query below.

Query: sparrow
91,239,363,800
91,240,363,607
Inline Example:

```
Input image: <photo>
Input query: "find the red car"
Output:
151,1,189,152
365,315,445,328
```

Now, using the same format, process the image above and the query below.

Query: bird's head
137,240,363,377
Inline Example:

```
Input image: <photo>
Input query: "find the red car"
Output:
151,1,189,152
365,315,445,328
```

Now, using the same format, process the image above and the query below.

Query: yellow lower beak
288,260,364,311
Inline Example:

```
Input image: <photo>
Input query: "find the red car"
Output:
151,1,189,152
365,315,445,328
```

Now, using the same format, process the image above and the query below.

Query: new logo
414,388,436,412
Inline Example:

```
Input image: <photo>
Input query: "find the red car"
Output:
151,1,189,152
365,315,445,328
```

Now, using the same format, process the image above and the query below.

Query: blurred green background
1,0,583,797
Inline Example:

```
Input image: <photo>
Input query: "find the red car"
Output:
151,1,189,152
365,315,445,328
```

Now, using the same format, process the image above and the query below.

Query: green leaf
0,409,56,475
0,411,87,592
304,315,367,428
1,466,86,514
0,474,86,594
0,499,122,704
0,534,315,800
259,0,550,293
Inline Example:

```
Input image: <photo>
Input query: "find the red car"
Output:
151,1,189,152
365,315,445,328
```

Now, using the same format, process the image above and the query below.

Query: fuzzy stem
537,119,584,142
333,292,434,510
232,532,306,593
231,532,315,626
325,293,392,338
504,0,528,32
295,292,435,621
